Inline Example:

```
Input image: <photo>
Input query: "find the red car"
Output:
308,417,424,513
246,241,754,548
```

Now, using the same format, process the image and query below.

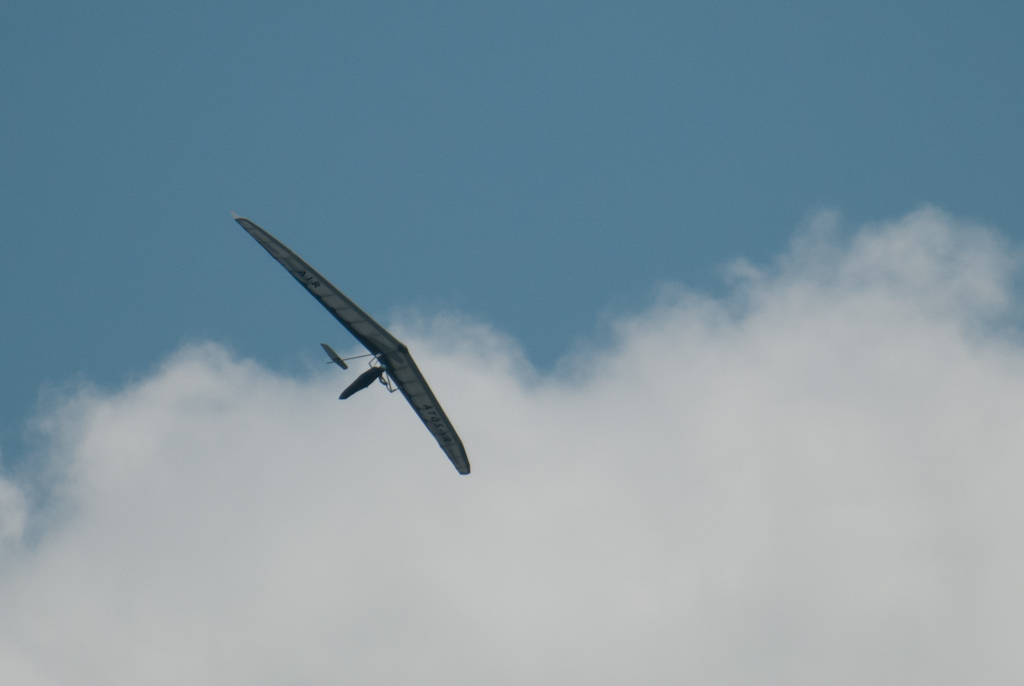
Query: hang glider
233,214,470,475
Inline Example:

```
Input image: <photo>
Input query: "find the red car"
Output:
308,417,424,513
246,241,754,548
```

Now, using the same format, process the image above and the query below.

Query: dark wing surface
234,215,470,475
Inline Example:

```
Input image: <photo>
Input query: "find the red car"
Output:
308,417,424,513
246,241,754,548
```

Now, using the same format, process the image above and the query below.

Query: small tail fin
320,343,348,369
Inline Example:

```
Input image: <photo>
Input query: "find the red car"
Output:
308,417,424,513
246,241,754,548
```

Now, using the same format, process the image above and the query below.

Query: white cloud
0,473,26,557
1,207,1023,684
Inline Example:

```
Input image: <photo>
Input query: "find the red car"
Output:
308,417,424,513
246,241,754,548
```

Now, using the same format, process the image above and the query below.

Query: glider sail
234,215,470,475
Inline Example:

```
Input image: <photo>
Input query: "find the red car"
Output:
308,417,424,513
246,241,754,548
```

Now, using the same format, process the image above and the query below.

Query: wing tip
232,213,257,231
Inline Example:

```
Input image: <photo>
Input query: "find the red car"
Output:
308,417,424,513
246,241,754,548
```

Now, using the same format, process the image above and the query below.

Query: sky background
3,3,1024,682
2,1,1023,459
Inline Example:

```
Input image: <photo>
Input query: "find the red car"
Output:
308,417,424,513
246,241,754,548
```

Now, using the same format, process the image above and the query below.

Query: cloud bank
2,208,1024,684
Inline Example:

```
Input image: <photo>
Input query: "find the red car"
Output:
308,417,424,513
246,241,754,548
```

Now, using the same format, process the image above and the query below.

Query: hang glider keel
234,215,470,475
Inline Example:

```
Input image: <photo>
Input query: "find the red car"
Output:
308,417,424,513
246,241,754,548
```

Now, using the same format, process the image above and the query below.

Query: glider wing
234,215,470,475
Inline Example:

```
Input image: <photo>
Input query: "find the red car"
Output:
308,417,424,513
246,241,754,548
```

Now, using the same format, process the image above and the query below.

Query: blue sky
2,0,1023,459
